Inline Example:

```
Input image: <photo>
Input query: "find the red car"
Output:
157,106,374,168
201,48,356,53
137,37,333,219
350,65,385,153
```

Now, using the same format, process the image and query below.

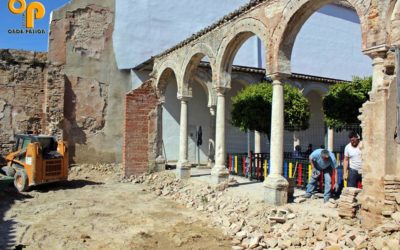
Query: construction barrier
226,151,361,191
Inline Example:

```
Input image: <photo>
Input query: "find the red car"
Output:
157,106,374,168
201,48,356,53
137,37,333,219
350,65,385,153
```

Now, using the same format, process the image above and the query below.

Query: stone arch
271,0,369,74
192,72,216,107
232,73,262,86
181,43,216,100
156,61,180,93
302,83,329,96
216,17,269,88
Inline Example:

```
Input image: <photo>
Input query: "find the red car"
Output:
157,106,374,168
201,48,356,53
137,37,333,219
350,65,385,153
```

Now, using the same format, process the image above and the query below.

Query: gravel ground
0,164,231,250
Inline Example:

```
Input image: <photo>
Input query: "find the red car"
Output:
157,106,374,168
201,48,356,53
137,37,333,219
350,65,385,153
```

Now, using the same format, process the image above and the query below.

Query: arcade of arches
124,0,400,227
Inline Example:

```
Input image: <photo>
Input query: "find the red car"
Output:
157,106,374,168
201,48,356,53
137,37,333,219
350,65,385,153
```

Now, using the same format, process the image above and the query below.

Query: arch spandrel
270,0,371,74
215,17,270,89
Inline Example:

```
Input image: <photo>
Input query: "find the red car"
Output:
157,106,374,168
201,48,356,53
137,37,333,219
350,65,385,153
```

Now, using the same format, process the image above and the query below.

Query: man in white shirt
343,131,362,188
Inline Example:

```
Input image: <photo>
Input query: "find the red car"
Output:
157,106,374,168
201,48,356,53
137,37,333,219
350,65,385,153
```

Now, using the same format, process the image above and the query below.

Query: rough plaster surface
64,76,108,133
68,6,113,59
48,0,131,163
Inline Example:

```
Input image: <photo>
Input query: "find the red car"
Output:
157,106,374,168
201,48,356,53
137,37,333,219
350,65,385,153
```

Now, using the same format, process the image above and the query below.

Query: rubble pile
69,163,123,181
124,172,400,249
337,187,362,219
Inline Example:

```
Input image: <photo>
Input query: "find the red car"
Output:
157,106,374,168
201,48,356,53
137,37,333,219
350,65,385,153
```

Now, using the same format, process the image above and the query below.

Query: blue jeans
306,167,332,201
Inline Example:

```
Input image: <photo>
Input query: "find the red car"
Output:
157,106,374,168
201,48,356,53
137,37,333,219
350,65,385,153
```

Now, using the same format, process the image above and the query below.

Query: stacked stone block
338,187,362,219
382,175,400,217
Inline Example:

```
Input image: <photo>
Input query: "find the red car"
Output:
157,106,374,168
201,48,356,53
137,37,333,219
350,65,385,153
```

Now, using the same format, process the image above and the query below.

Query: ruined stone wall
0,50,47,156
48,0,131,163
357,48,398,228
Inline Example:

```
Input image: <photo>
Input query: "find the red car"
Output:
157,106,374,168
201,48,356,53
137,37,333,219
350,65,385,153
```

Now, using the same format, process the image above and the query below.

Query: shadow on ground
0,186,32,249
30,179,103,193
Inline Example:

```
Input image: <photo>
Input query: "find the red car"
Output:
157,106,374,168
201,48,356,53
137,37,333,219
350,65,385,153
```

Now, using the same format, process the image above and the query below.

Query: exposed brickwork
44,65,65,140
124,80,159,176
0,50,47,156
68,5,114,59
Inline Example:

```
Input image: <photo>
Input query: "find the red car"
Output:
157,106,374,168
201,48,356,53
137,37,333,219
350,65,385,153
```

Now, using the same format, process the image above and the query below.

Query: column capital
363,44,389,59
177,93,192,101
214,86,229,96
267,72,289,85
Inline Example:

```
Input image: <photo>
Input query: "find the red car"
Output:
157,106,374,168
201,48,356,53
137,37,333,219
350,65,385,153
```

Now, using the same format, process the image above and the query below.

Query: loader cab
13,135,32,163
13,136,29,151
13,135,58,161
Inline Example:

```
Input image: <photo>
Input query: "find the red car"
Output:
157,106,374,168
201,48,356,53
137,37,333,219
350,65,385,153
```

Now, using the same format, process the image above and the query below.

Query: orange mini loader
2,134,69,192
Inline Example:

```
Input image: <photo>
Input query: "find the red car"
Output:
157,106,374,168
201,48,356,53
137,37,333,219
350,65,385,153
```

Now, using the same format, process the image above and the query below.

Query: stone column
327,128,334,152
255,131,261,154
153,99,166,172
264,76,288,205
370,51,386,92
358,46,389,228
207,106,216,168
293,131,300,151
211,87,229,183
176,95,191,179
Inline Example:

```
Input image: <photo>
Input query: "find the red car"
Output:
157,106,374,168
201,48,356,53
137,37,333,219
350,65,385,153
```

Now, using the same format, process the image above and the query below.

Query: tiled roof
199,62,351,84
153,0,355,60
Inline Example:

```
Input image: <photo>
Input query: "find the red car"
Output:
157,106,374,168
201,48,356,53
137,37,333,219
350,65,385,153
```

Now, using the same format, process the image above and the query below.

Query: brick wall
124,80,159,176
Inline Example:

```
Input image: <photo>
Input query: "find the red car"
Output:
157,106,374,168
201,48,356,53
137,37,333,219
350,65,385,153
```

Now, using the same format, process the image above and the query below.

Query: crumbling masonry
123,0,400,227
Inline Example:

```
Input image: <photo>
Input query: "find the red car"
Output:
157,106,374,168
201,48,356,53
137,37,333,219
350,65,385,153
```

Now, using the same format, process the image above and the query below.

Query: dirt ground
0,165,231,250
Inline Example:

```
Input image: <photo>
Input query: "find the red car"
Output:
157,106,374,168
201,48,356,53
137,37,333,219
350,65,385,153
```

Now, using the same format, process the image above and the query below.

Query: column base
211,165,229,184
197,159,213,169
264,174,289,206
176,161,191,179
155,156,166,172
196,164,211,169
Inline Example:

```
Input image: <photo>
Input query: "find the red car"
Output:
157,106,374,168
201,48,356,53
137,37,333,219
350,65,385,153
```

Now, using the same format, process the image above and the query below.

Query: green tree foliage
322,76,372,129
231,83,311,137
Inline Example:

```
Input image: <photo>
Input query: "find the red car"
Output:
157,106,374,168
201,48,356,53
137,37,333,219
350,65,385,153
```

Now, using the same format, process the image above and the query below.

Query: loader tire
1,166,16,177
14,170,29,192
